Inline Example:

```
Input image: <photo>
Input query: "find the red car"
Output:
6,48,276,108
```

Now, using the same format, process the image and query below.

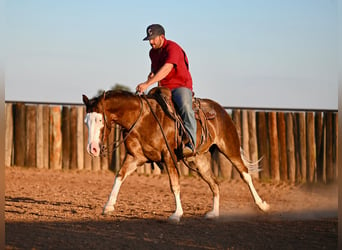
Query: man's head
143,24,165,49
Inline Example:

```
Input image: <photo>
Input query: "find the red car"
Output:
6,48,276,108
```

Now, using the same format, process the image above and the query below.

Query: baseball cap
143,24,165,41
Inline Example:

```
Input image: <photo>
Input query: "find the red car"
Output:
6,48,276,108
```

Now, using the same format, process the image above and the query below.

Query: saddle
147,87,216,150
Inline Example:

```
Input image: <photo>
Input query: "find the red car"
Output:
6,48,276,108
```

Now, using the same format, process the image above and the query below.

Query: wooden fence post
268,112,280,181
286,113,296,183
77,106,84,170
212,148,232,180
334,112,338,178
25,105,37,167
43,106,50,168
136,164,144,174
36,105,45,169
101,156,109,170
92,156,101,171
231,109,241,179
326,112,334,183
277,112,287,181
257,111,270,180
13,103,26,166
70,107,77,169
49,106,62,169
5,103,13,166
241,110,250,164
144,163,152,175
315,112,324,182
62,106,71,170
297,113,307,182
248,110,258,178
306,112,316,182
153,162,162,175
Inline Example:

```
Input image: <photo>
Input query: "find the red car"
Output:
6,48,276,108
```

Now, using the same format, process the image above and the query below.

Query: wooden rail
4,102,338,183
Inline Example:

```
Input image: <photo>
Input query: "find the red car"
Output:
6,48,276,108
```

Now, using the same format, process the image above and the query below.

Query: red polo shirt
149,39,193,91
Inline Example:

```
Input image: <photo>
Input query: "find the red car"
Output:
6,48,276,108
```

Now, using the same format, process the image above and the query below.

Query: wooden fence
4,102,338,183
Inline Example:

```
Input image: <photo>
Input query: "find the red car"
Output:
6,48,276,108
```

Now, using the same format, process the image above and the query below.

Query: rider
136,24,196,157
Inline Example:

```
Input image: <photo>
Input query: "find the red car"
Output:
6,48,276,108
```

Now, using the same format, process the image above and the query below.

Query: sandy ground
5,166,337,249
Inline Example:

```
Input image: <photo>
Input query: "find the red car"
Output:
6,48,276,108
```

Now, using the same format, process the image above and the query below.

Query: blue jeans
172,87,197,147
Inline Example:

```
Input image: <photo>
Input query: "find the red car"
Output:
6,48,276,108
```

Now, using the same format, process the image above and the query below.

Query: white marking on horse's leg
205,195,220,219
168,191,183,223
103,176,122,214
242,172,270,212
103,157,138,215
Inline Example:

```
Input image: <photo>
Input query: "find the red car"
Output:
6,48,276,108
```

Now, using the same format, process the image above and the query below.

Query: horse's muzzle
87,142,102,157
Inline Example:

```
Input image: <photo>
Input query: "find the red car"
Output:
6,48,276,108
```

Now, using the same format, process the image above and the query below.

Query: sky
4,0,338,109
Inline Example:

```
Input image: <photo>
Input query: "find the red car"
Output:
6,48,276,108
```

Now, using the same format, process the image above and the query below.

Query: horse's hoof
102,205,114,215
257,201,270,212
205,211,219,219
168,214,181,223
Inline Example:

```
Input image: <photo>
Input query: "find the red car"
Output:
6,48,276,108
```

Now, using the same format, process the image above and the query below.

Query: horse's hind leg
229,155,269,212
217,133,269,211
187,152,220,219
103,154,138,214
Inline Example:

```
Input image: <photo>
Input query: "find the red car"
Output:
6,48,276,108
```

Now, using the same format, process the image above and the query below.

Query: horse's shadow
5,215,337,249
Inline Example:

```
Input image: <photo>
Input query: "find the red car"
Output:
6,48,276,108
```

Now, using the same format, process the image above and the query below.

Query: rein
100,95,144,156
141,94,180,173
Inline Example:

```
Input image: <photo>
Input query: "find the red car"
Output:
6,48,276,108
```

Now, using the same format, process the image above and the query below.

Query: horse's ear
82,94,89,105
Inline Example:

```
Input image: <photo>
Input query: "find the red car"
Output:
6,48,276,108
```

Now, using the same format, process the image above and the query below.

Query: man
136,24,196,156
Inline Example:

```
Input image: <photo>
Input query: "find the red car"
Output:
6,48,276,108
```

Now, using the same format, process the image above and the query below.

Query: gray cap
143,24,165,41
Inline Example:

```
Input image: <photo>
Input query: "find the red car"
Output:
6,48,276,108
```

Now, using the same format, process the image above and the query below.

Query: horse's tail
240,147,263,174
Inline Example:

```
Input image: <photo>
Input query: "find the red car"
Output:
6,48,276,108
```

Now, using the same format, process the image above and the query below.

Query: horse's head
82,93,110,157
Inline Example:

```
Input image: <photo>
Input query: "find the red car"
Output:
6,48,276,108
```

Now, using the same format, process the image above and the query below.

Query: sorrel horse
82,89,269,222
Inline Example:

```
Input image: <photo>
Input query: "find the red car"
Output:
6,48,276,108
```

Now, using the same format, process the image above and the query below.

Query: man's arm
136,63,173,94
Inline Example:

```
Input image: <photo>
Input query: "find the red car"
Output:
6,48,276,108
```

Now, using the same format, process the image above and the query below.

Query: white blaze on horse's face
84,112,104,157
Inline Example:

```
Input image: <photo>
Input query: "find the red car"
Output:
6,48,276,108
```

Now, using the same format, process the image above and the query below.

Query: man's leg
172,87,197,152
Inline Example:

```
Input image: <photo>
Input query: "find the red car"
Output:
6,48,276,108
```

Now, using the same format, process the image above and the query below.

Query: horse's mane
104,90,135,99
86,90,134,108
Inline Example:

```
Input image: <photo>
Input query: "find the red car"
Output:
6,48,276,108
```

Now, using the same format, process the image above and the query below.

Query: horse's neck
104,95,141,129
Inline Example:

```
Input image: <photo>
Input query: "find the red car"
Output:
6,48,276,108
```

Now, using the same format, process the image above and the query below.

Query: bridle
99,94,144,156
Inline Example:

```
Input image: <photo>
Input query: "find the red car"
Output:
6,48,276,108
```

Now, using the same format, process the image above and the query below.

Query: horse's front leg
103,155,138,214
188,152,220,219
164,157,183,223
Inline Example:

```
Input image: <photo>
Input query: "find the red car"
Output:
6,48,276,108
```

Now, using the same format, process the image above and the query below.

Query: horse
82,88,269,222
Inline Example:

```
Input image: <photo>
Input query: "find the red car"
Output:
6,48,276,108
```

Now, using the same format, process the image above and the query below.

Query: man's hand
136,64,172,95
136,72,155,94
136,82,149,95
